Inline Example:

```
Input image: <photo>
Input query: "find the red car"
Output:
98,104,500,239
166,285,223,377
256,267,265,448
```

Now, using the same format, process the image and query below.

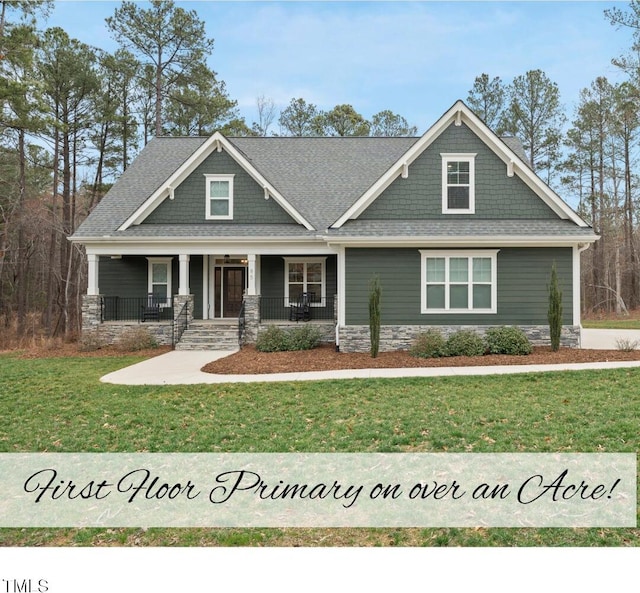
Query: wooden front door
223,267,245,318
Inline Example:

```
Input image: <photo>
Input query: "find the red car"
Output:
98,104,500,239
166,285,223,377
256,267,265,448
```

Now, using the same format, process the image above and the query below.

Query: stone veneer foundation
337,324,581,353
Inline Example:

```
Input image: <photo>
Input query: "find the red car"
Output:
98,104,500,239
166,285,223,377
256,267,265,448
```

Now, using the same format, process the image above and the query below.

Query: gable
143,149,299,225
359,122,558,220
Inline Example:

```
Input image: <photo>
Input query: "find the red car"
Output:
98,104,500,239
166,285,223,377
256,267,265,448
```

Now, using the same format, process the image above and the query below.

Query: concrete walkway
100,328,640,385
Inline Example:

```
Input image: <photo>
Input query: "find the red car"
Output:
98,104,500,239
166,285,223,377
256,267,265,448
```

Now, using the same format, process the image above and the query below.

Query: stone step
176,323,240,351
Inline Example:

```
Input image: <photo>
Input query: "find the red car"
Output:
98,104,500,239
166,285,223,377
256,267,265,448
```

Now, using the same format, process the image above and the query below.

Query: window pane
210,199,229,216
426,285,445,309
426,258,445,282
447,161,469,184
210,180,229,198
450,285,469,309
449,258,468,282
306,283,321,302
288,263,304,283
152,263,167,283
289,284,303,302
473,284,492,309
473,258,492,282
447,186,469,209
152,285,167,300
306,262,322,283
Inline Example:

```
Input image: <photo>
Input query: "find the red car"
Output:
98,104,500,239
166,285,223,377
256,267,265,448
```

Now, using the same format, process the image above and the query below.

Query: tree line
1,0,639,345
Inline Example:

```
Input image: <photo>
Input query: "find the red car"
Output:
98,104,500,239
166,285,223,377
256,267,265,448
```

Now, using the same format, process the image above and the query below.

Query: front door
223,267,245,318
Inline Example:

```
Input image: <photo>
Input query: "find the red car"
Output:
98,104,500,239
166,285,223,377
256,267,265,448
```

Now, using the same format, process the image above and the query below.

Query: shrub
256,325,290,352
78,332,106,352
616,337,639,352
444,329,485,357
287,325,322,351
548,262,563,352
410,329,446,358
369,274,382,358
116,327,158,352
256,325,322,352
484,326,532,355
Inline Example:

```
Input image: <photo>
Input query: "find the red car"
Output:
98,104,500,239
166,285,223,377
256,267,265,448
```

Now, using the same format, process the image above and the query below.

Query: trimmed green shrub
369,274,382,358
287,325,322,351
445,329,485,357
116,327,158,352
410,329,446,358
256,325,290,352
256,325,322,352
484,326,532,355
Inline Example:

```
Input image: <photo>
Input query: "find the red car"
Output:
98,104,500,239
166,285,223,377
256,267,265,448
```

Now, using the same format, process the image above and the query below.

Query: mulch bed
201,344,640,375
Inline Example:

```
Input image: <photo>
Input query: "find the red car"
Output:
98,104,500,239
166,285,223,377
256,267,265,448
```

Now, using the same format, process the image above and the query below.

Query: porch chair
289,291,313,322
140,293,161,322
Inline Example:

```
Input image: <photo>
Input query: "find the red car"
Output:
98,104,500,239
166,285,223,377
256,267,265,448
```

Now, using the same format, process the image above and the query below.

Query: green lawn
582,318,640,329
0,352,638,547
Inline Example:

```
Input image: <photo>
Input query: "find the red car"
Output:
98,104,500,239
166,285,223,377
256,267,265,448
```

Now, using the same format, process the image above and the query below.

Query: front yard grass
0,352,638,546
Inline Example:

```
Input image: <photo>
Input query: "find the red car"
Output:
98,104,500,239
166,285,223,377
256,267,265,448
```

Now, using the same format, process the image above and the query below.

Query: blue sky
42,1,636,133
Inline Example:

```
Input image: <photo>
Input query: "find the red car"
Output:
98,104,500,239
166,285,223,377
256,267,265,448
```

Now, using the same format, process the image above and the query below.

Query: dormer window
441,153,476,214
205,174,234,220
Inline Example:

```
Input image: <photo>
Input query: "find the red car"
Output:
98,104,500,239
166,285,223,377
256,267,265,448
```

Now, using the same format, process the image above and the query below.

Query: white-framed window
441,153,476,214
420,250,498,314
205,174,234,220
283,257,326,306
147,257,173,305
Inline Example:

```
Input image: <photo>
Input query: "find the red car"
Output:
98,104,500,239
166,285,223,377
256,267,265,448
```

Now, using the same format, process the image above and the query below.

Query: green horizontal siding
144,150,297,225
359,123,557,220
99,255,204,319
344,247,573,325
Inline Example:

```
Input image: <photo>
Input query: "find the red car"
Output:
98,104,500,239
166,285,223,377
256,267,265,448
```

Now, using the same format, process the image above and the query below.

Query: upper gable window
205,174,234,220
441,153,476,214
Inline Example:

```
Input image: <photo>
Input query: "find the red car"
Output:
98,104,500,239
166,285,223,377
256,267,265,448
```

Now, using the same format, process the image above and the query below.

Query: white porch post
87,253,99,296
247,253,257,296
179,254,190,296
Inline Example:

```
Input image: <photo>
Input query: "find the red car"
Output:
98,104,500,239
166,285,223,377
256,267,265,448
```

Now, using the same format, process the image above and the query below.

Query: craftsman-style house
71,101,597,351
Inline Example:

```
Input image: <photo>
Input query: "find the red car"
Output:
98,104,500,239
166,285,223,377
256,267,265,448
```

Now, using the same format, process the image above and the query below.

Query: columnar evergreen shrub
484,326,532,355
369,274,382,358
410,329,446,358
444,329,485,357
548,262,563,352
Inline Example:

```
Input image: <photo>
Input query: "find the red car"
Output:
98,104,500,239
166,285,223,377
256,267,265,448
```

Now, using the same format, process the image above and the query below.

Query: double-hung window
420,250,497,314
205,174,234,220
441,153,476,214
147,257,173,306
283,257,326,306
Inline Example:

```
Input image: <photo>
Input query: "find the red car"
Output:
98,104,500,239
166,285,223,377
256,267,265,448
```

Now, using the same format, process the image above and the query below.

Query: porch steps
175,321,240,351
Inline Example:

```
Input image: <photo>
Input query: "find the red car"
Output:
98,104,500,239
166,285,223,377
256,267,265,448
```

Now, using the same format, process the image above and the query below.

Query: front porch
82,251,339,349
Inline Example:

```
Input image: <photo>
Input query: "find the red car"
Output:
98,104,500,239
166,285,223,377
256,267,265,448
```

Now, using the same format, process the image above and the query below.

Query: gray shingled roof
74,137,208,238
72,136,419,238
327,219,595,239
72,133,591,242
229,137,418,230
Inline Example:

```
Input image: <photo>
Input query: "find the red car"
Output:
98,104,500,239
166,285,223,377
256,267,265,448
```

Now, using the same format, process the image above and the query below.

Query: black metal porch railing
238,300,246,343
260,296,335,322
172,300,189,348
101,296,174,322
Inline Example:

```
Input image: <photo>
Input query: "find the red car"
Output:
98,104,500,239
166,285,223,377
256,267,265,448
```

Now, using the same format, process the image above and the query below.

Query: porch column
87,253,99,296
247,253,257,296
178,254,190,296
